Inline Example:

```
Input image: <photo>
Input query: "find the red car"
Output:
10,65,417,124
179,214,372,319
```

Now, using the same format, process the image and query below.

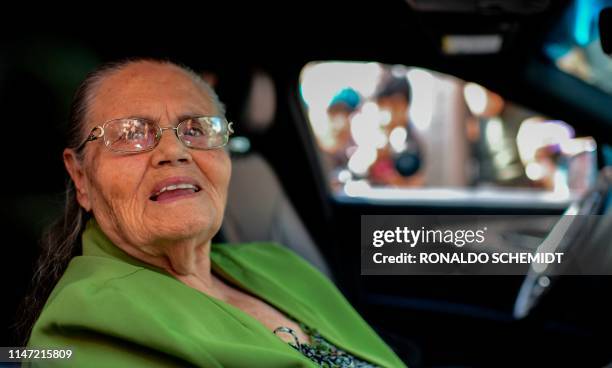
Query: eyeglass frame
75,115,234,154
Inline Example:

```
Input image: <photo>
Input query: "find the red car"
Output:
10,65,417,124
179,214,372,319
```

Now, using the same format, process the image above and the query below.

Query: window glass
300,61,597,203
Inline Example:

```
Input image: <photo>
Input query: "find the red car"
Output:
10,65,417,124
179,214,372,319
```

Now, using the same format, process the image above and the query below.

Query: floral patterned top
274,322,379,368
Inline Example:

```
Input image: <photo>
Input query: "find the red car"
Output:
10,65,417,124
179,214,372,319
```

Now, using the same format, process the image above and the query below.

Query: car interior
2,0,612,367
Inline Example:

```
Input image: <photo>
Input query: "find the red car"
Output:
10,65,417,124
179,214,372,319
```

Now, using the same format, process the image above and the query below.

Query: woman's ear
63,148,92,212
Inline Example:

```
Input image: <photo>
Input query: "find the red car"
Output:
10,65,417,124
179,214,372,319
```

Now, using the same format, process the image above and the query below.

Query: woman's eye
128,131,144,140
118,121,150,141
120,130,146,142
185,126,206,137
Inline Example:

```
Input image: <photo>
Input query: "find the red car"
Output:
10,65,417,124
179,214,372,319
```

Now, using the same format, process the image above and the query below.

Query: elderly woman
23,59,406,367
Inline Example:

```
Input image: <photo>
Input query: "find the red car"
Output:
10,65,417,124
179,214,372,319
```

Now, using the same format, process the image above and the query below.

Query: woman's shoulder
27,255,249,363
39,255,146,306
33,256,171,324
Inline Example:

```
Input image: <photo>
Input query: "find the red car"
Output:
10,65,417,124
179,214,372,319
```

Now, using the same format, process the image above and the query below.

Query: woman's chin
146,215,218,242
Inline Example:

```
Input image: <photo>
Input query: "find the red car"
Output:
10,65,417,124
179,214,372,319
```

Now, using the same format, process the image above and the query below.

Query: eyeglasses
76,116,234,153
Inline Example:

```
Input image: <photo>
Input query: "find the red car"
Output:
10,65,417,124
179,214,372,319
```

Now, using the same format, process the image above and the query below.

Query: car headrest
242,70,276,133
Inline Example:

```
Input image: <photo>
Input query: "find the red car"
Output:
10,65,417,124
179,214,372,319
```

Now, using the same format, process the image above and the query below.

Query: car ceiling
4,0,610,142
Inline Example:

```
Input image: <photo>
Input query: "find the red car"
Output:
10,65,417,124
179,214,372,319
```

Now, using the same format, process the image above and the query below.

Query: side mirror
600,7,612,55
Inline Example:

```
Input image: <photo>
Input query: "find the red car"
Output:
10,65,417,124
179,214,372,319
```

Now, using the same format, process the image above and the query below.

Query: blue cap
328,88,361,112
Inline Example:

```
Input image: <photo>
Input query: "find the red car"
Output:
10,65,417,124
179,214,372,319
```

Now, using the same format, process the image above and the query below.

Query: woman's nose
151,127,192,167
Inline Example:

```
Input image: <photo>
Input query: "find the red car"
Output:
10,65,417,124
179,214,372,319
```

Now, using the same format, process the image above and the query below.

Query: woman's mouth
149,183,202,203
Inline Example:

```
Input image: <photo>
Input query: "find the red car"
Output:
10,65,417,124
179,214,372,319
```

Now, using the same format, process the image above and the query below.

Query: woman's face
66,61,231,257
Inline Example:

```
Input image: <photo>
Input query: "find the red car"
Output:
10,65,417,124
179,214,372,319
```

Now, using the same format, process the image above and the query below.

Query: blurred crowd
304,62,597,196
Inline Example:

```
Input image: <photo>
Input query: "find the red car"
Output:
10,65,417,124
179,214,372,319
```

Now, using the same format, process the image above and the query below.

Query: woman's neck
114,236,222,297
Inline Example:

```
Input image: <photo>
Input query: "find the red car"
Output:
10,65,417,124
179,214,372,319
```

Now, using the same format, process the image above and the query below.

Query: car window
299,61,598,206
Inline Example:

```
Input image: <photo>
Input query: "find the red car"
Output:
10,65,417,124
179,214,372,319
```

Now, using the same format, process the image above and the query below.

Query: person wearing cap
320,88,362,190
